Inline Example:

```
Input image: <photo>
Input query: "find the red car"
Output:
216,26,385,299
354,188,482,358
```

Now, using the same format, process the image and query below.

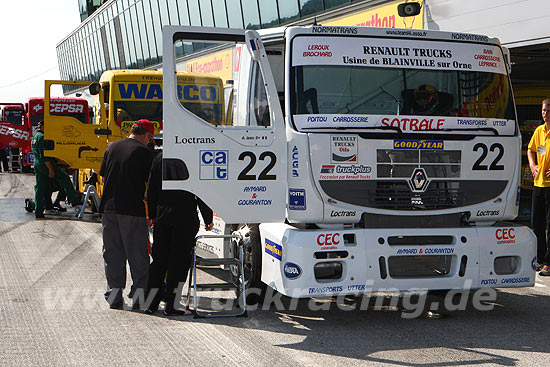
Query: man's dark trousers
531,186,550,265
147,206,198,312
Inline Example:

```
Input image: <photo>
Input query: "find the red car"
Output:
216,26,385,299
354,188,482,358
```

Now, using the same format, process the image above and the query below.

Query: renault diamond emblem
409,168,429,192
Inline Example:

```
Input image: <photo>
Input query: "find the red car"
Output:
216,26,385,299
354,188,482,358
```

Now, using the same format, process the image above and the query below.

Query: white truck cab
162,25,536,298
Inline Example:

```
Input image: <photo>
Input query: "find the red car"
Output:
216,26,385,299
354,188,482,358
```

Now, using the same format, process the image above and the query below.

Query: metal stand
9,149,20,172
187,233,247,318
77,184,100,218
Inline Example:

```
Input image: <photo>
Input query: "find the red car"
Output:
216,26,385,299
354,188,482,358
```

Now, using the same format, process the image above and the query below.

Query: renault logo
409,168,429,192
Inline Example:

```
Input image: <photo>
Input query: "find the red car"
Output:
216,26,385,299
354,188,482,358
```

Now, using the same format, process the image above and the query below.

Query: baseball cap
133,119,155,136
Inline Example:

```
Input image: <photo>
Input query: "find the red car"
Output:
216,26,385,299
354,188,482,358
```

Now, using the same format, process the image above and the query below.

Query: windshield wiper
303,125,403,133
422,127,499,135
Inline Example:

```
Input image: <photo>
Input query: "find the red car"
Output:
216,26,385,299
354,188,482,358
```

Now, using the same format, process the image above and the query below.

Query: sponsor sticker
265,238,282,260
308,285,343,294
330,210,356,218
495,228,515,244
476,210,500,217
320,164,371,180
397,247,454,255
199,150,228,180
393,139,443,150
288,188,306,210
291,145,299,177
317,233,341,250
331,135,357,163
284,262,302,279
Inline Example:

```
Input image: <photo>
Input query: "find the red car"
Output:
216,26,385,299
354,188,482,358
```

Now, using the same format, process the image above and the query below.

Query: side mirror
89,82,101,95
397,2,421,17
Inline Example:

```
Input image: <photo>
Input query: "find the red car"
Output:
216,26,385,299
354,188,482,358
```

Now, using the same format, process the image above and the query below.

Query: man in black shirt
99,119,154,309
145,152,214,316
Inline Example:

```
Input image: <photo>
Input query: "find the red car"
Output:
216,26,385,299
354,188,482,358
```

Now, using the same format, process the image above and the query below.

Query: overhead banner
182,48,233,85
324,0,423,29
293,36,507,75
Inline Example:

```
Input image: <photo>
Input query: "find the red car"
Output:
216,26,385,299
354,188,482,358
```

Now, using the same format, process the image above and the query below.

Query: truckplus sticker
331,135,357,163
265,238,282,260
320,164,371,180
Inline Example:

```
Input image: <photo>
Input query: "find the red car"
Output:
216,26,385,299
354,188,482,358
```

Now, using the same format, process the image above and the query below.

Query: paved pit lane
1,172,550,366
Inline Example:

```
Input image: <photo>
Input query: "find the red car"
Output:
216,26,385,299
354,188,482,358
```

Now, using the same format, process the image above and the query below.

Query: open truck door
44,80,109,170
162,26,286,223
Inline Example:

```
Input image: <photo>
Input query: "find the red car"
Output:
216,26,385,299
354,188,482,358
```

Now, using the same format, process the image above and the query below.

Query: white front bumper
259,223,537,298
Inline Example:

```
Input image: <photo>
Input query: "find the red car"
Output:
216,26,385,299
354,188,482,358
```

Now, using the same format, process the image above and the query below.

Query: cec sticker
537,145,546,155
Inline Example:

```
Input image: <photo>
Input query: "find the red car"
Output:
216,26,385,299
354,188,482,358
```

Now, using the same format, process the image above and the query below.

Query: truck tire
231,224,266,305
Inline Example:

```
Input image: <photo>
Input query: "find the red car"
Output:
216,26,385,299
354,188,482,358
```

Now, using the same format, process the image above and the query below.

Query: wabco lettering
118,83,217,102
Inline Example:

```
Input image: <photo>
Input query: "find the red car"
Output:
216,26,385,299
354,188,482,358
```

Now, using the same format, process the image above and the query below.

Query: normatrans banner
324,0,423,29
292,36,507,75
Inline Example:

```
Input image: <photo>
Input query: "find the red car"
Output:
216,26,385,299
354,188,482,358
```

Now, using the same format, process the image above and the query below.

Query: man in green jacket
31,120,81,219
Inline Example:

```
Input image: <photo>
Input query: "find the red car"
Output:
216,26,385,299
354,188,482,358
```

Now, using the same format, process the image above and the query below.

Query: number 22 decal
472,143,504,170
238,151,277,180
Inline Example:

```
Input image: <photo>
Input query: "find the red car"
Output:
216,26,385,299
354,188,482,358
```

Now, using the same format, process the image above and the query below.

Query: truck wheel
72,170,79,192
231,224,265,305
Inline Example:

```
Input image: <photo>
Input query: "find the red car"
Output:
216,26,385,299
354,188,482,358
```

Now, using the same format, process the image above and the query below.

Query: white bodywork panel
162,26,287,224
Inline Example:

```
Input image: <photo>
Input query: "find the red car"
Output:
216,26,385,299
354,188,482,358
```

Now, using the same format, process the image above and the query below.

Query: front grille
388,255,453,278
319,180,507,210
377,149,461,178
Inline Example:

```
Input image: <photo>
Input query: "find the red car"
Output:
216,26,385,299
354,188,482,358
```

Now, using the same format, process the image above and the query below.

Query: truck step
195,283,239,291
196,257,240,266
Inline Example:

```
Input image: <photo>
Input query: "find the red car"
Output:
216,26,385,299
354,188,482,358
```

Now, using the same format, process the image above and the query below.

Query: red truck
0,103,26,171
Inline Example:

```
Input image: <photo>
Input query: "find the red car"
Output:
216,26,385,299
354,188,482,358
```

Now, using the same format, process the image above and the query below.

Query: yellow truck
43,70,226,204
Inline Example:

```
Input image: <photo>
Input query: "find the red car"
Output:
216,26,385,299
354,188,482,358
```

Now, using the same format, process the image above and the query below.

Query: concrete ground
1,171,550,366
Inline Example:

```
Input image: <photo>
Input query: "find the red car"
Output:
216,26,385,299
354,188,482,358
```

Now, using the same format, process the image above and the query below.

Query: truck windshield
3,109,24,125
291,36,516,135
30,111,88,126
294,66,514,118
